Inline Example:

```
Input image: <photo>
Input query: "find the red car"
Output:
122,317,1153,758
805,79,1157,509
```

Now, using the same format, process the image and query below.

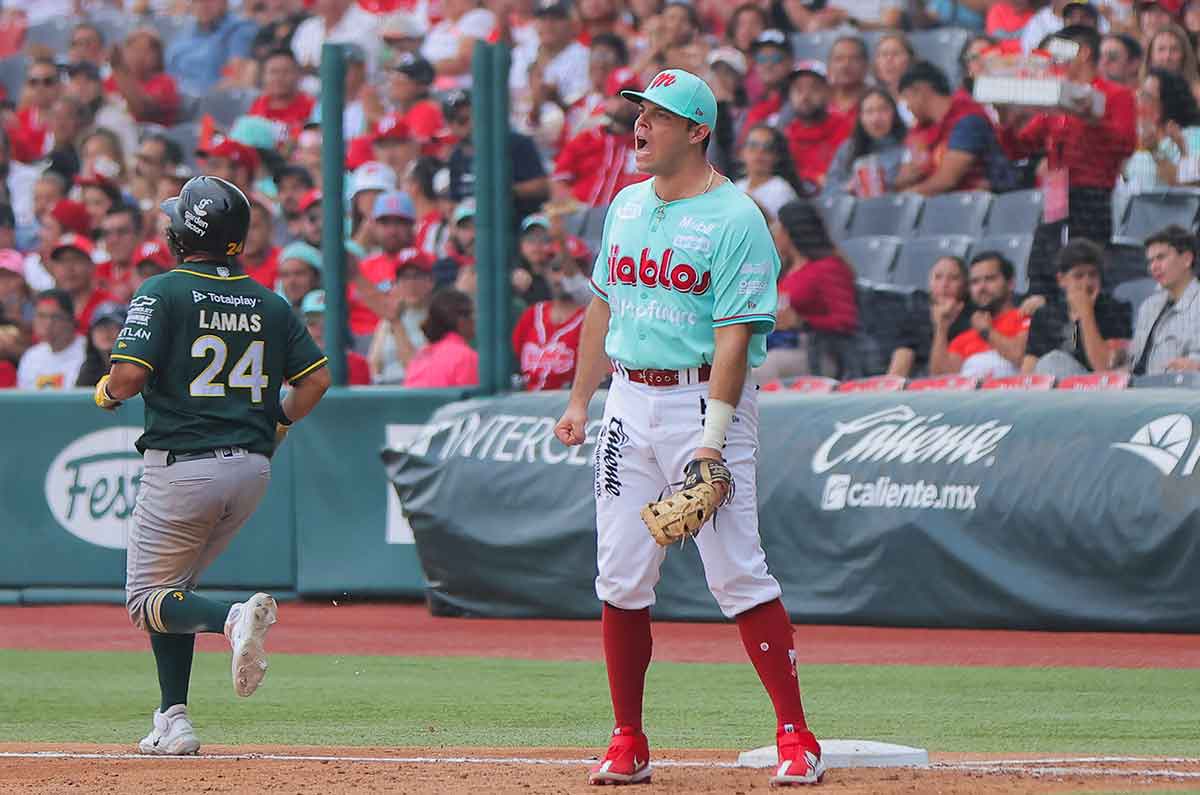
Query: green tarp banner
386,390,1200,631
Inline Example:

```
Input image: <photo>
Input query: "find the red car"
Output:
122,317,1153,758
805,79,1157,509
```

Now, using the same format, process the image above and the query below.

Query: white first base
738,739,929,769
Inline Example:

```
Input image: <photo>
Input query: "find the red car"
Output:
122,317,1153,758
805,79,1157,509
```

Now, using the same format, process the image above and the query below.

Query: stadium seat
970,234,1034,293
1056,371,1130,391
788,376,839,393
909,27,972,88
88,10,135,48
1114,277,1158,324
1133,372,1200,388
196,88,257,129
566,205,608,252
985,189,1043,236
980,374,1055,390
164,122,201,169
24,17,72,52
150,14,193,45
891,235,973,292
906,375,978,391
816,194,855,241
846,193,923,238
0,55,28,104
789,30,844,62
842,235,902,286
1114,190,1200,246
836,375,906,392
1105,244,1148,286
916,191,992,237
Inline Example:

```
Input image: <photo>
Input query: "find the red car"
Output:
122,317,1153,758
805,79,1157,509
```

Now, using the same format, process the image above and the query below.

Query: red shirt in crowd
785,112,854,188
346,350,372,385
1004,77,1136,190
554,128,649,207
349,247,435,336
986,2,1036,38
404,331,478,388
778,256,858,334
511,301,585,390
76,287,120,334
248,92,316,136
7,106,49,163
948,307,1031,359
104,72,180,126
95,258,135,303
0,360,15,388
399,99,446,145
415,210,444,259
742,92,782,143
909,90,996,192
243,247,280,288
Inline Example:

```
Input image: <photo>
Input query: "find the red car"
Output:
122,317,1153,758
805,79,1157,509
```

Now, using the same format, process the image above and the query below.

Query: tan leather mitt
641,459,734,546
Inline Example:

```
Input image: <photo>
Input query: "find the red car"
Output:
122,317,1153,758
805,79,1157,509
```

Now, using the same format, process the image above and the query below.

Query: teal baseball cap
300,289,326,315
230,116,280,151
280,241,323,272
620,69,718,131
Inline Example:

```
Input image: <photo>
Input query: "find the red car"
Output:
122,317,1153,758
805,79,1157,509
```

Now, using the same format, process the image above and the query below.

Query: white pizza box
973,76,1105,116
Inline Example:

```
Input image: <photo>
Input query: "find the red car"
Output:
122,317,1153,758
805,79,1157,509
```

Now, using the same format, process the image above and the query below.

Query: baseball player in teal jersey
94,176,331,755
554,70,825,786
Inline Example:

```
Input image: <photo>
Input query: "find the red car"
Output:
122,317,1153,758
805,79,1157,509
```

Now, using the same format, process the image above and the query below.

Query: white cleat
770,750,826,786
138,704,200,755
225,592,278,698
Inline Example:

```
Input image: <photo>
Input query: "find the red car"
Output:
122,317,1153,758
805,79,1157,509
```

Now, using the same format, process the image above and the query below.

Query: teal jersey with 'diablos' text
589,179,779,370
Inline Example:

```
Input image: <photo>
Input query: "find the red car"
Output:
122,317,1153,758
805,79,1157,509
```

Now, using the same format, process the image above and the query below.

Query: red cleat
588,726,652,785
770,724,825,786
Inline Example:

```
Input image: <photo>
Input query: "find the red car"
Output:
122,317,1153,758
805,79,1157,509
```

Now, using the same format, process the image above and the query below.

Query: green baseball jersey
589,179,779,370
110,261,327,457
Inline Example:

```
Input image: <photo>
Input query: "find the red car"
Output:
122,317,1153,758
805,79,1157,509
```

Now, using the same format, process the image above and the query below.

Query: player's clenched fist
554,402,589,446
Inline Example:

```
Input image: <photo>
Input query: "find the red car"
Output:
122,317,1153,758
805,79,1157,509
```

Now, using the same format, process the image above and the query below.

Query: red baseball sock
736,598,808,732
601,603,652,732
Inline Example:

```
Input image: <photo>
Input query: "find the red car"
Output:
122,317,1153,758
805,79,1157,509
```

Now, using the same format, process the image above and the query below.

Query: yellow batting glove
94,374,122,411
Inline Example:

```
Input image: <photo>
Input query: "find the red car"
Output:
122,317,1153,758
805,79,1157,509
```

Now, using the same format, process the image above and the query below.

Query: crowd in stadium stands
3,0,1200,392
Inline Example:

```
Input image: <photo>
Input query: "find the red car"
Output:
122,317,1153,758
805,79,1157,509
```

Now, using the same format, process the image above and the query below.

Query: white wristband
700,398,735,450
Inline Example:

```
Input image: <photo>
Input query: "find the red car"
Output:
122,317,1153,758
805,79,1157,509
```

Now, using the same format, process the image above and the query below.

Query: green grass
0,650,1197,754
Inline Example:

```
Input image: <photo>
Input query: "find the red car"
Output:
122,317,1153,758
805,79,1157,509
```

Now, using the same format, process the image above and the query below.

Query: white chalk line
2,752,1198,780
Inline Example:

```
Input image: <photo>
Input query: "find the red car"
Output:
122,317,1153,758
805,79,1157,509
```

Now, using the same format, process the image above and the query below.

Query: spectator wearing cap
1022,238,1133,376
349,161,399,251
422,0,497,90
1127,224,1200,375
48,234,117,335
387,53,445,146
764,199,858,380
165,0,259,96
403,287,478,387
514,0,592,128
249,49,318,137
434,199,477,284
742,30,796,137
243,197,282,288
277,240,323,309
823,88,910,197
7,56,59,165
514,214,554,306
292,0,383,78
64,61,138,158
552,67,649,208
445,89,549,223
366,250,435,384
24,198,91,293
1002,26,1135,245
1139,0,1181,44
896,60,1009,195
276,165,316,242
106,28,181,127
938,252,1030,378
368,113,420,180
511,238,588,390
564,33,630,137
75,172,122,236
783,62,854,190
300,289,373,385
17,289,84,390
826,36,870,117
130,240,173,295
198,138,261,195
736,125,801,220
296,190,325,249
75,301,126,387
94,206,145,303
1102,34,1144,86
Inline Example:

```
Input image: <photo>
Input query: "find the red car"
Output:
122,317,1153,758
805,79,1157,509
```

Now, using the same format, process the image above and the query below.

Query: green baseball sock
150,589,233,634
149,632,195,712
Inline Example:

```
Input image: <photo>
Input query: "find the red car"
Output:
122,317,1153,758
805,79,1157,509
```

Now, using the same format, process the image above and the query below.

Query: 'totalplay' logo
1111,414,1199,476
44,427,143,549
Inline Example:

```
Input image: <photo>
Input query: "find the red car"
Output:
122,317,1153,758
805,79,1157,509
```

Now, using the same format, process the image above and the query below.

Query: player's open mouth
635,136,648,150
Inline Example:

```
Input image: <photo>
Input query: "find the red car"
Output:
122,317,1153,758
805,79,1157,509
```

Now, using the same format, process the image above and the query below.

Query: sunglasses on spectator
27,76,57,87
755,52,788,65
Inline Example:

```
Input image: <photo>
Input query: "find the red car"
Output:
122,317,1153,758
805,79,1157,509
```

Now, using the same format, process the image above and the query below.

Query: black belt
166,448,242,466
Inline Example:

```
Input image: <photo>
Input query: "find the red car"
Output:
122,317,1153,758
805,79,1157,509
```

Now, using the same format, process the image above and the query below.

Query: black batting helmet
161,175,251,261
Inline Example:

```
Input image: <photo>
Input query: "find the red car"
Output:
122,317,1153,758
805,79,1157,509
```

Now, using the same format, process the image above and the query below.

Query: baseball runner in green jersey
94,176,331,755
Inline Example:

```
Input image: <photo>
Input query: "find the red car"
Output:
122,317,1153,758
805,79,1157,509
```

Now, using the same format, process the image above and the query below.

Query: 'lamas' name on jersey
199,310,262,332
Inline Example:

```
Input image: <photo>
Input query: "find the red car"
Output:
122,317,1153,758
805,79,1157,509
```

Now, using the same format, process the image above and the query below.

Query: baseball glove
641,458,734,546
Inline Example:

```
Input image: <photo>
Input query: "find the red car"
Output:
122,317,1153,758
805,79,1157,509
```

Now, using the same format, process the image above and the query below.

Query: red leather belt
623,364,711,387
